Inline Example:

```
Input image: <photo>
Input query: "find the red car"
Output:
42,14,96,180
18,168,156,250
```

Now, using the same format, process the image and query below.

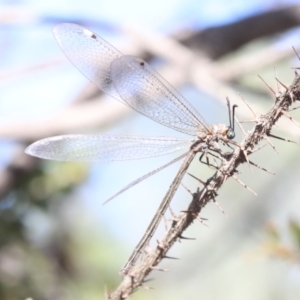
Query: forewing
25,135,191,162
53,23,124,102
110,56,209,136
54,24,209,136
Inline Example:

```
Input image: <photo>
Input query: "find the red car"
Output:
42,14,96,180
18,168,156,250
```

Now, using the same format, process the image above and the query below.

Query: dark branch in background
180,4,300,59
107,72,300,299
44,4,300,60
0,152,37,199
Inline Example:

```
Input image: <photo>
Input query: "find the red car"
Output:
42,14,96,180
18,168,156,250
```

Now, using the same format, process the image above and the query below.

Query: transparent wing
25,135,191,162
53,23,124,102
53,23,209,136
110,56,209,136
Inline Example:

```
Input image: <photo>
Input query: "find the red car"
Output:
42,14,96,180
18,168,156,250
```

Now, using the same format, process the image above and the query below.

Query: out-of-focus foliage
0,162,122,300
258,220,300,263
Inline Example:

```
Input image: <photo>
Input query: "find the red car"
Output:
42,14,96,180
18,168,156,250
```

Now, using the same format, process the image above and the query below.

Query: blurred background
1,0,300,299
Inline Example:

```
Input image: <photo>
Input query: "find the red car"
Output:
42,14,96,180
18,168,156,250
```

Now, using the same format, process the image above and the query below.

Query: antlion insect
25,23,238,274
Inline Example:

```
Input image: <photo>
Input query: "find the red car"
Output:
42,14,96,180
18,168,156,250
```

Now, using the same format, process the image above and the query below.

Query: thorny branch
107,72,300,299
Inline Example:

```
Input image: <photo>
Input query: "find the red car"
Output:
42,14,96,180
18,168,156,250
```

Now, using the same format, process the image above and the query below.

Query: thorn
281,110,300,128
150,266,169,272
292,46,300,62
249,160,275,175
179,235,196,240
142,285,155,290
268,133,299,144
181,182,193,195
242,148,253,172
238,119,257,123
223,174,229,182
198,219,209,227
181,182,195,197
212,198,227,216
275,77,289,92
231,169,241,175
181,210,210,227
187,173,206,185
249,143,268,154
231,174,257,196
273,107,282,120
196,215,209,225
234,116,246,136
239,93,257,117
257,74,277,96
142,278,155,283
289,105,300,112
289,90,295,103
163,255,179,260
264,135,279,154
198,186,208,202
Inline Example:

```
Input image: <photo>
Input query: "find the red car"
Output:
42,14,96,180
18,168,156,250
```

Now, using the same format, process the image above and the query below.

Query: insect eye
227,128,235,139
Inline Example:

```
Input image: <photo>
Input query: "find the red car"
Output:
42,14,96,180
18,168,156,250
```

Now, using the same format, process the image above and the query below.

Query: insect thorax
197,124,229,141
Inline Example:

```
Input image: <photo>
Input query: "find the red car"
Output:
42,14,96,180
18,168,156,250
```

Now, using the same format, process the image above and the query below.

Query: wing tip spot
83,29,97,39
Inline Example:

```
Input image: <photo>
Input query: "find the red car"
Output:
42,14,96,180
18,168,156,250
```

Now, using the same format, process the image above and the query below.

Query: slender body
121,150,197,273
25,23,237,275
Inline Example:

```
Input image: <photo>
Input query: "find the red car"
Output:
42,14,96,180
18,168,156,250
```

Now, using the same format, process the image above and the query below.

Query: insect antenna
226,97,238,140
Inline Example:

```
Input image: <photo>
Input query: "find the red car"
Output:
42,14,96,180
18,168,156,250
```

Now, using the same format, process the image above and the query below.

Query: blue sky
1,0,299,242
